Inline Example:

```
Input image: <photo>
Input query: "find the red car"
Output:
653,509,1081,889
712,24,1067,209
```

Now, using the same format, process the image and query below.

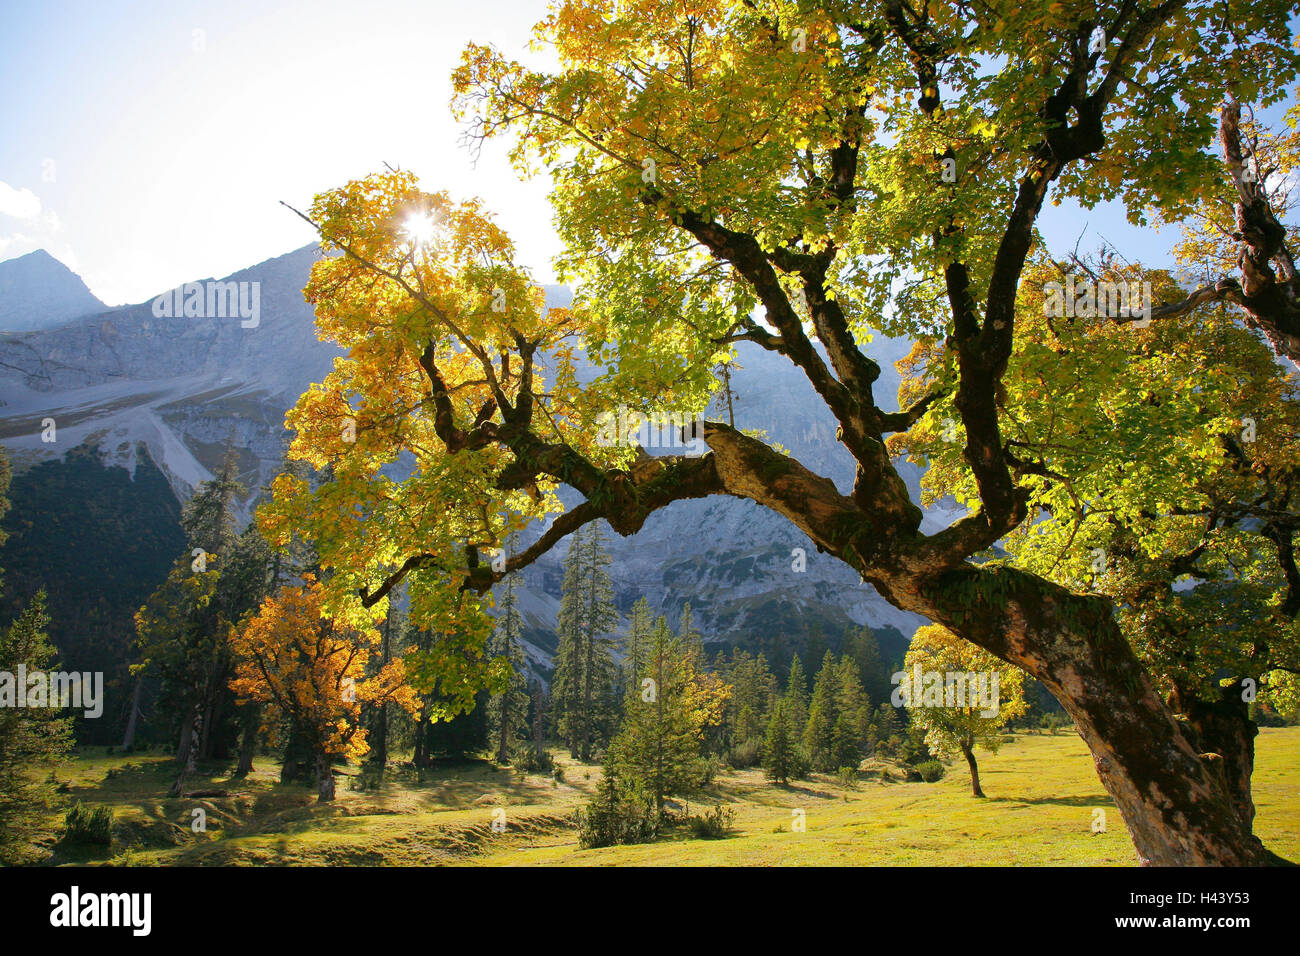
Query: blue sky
0,1,1282,305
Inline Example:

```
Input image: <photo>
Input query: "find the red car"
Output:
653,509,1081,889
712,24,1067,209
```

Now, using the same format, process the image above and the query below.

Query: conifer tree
609,615,728,822
784,653,809,730
803,650,840,772
621,596,653,700
0,591,74,863
486,573,531,764
844,626,891,709
762,697,806,785
874,701,902,758
552,524,618,760
678,602,703,652
831,656,871,770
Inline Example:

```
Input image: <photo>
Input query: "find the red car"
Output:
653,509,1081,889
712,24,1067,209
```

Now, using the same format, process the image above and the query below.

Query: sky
0,0,560,305
0,0,1278,306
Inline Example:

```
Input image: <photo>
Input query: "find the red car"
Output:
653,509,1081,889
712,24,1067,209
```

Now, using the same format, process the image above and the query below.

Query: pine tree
553,524,618,761
678,602,703,652
724,649,776,756
486,573,531,764
803,650,840,772
621,596,654,700
844,626,891,708
874,700,902,758
0,591,74,862
831,656,871,770
762,698,806,784
609,615,729,822
785,653,809,729
134,448,273,787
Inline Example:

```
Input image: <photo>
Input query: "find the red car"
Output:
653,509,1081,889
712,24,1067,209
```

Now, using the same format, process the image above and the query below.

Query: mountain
0,244,944,685
0,249,107,331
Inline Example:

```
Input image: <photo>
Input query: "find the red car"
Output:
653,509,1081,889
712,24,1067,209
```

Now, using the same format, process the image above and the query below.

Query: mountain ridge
0,243,938,666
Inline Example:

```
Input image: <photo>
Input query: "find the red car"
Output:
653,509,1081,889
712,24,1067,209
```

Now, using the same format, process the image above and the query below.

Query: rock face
0,249,106,332
0,245,943,664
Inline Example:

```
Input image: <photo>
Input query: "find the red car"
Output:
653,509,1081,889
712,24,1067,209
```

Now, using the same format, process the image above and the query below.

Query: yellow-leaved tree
900,624,1026,797
228,575,419,801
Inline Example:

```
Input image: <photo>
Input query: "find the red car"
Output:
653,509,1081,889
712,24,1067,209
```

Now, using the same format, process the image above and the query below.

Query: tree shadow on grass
986,794,1112,808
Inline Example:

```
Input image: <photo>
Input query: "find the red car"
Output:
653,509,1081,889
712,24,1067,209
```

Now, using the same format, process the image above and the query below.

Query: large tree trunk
902,564,1284,866
693,420,1289,865
371,702,389,769
1175,680,1260,835
120,677,143,751
175,707,195,764
413,703,431,770
370,613,391,768
497,702,510,765
531,682,545,765
959,741,984,798
234,705,259,778
315,752,336,802
281,722,309,784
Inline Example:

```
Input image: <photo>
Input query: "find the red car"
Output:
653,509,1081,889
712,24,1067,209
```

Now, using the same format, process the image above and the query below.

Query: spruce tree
844,626,891,708
762,698,806,784
785,653,809,729
831,655,871,770
609,615,727,822
552,524,617,760
486,573,531,764
803,650,840,772
621,596,654,700
0,591,74,863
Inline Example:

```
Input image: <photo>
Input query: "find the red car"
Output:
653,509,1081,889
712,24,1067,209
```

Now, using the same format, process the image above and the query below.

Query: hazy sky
0,0,1267,306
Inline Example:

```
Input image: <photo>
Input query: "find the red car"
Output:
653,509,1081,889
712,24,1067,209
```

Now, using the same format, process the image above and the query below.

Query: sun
401,211,439,246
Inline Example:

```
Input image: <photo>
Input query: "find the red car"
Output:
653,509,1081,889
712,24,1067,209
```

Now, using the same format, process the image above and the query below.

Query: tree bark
234,705,259,778
175,706,195,764
902,564,1283,866
532,682,545,764
959,740,984,798
120,677,143,751
281,721,308,784
315,752,336,802
1176,680,1260,836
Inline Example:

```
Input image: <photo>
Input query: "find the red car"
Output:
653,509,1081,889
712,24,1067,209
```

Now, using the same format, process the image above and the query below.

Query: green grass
24,727,1300,866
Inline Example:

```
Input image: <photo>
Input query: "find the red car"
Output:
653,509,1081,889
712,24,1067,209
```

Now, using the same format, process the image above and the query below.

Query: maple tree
901,624,1027,797
227,575,419,801
266,0,1300,863
895,250,1300,825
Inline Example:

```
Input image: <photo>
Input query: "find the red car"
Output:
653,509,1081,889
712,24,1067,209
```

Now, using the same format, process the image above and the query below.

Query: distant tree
901,625,1028,797
724,649,776,755
803,650,840,772
228,576,420,801
0,591,74,863
678,602,703,652
784,653,809,730
831,656,871,770
844,626,891,709
620,596,654,700
873,701,903,759
762,697,806,785
486,573,531,764
553,524,618,761
134,451,273,775
610,615,729,822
